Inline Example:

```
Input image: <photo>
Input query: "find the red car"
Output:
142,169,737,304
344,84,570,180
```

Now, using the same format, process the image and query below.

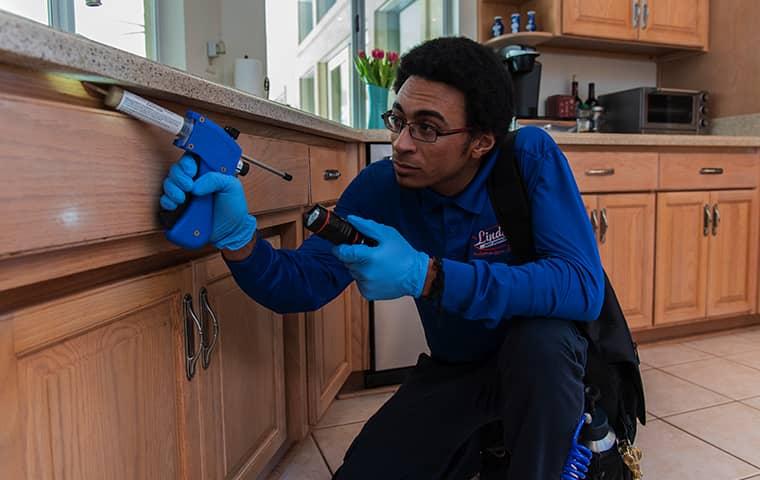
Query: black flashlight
303,204,378,246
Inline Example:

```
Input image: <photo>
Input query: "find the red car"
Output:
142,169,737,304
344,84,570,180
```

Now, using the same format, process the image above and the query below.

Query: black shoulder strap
486,131,535,262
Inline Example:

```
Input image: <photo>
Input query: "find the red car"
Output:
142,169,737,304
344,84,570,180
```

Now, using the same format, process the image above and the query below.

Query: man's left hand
332,215,430,301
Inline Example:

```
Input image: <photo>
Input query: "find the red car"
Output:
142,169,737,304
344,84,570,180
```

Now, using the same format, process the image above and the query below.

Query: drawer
659,152,759,190
237,135,310,214
564,150,658,192
310,145,358,203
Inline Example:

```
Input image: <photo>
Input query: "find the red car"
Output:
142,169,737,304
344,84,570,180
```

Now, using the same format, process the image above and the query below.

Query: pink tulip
372,49,385,59
358,50,366,59
388,51,399,63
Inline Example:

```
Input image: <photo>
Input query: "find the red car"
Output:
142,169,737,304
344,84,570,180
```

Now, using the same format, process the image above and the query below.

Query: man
160,37,604,479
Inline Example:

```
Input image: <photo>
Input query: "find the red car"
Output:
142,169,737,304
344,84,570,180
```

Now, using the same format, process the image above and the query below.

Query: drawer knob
585,168,615,176
324,169,342,181
699,167,724,175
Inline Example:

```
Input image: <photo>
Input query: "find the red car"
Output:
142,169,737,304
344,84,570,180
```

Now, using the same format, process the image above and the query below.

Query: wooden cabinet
637,0,709,48
563,0,638,41
192,245,287,479
564,0,707,46
2,265,197,479
655,190,758,325
306,288,353,424
583,193,656,329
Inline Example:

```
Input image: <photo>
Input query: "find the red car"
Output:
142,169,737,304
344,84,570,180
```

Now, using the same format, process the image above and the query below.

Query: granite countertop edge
1,11,759,148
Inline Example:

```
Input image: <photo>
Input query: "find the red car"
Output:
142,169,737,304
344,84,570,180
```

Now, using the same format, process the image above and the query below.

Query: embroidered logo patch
471,225,509,256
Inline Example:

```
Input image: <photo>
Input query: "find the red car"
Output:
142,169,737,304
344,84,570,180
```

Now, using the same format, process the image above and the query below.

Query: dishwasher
364,143,430,388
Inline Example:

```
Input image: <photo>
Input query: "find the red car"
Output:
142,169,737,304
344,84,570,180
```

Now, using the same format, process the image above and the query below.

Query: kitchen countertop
2,10,760,148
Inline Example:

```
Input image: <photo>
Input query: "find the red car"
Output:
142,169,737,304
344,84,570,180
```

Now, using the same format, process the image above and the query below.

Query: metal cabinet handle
600,208,609,244
703,204,712,236
590,209,599,237
699,167,724,175
183,294,205,381
712,203,720,236
641,0,649,29
633,0,641,28
585,168,615,176
323,169,342,181
200,288,219,370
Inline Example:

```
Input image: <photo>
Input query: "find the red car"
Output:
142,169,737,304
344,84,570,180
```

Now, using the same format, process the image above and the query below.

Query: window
300,69,316,114
0,0,48,24
371,0,454,55
298,0,338,43
327,47,350,125
0,0,156,59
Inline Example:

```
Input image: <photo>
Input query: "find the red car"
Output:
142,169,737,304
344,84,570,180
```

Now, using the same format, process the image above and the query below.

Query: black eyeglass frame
381,110,471,143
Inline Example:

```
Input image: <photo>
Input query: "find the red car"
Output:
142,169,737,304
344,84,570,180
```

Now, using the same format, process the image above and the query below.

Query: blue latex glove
332,215,430,300
160,153,257,250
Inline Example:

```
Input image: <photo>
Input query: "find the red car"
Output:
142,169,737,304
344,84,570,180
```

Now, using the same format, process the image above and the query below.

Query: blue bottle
510,13,520,33
526,10,537,31
491,16,505,37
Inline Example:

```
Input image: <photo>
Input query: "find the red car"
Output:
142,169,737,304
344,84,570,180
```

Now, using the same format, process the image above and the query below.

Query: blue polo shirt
226,126,604,363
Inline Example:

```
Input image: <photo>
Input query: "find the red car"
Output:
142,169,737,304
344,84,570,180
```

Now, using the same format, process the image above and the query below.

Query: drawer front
310,145,358,204
564,150,659,192
237,135,310,214
659,152,759,190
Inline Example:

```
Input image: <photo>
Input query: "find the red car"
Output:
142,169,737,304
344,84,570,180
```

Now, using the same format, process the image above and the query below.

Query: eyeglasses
381,110,471,143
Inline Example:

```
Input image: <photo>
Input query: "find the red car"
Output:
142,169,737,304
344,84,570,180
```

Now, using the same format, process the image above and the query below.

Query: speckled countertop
1,11,760,148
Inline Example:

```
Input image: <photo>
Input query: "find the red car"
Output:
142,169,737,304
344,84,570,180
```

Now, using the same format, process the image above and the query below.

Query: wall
219,0,268,88
537,51,657,116
658,0,760,129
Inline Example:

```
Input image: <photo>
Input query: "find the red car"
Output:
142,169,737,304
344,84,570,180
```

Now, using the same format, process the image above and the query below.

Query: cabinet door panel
12,266,194,480
599,194,656,329
196,246,286,479
655,191,710,325
638,0,708,47
563,0,638,40
707,190,759,317
307,288,352,424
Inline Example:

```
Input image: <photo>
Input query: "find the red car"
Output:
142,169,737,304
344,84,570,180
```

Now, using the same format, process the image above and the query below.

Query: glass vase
366,83,389,130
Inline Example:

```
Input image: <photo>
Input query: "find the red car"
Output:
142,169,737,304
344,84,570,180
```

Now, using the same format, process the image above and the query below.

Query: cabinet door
563,0,638,40
598,194,656,329
637,0,708,47
307,287,352,424
706,190,759,318
655,191,710,325
7,266,196,479
194,245,287,479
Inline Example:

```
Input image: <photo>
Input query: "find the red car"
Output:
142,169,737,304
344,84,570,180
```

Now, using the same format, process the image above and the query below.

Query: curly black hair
393,37,513,144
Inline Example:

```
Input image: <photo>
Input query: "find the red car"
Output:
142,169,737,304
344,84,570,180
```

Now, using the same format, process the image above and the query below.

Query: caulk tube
104,87,187,136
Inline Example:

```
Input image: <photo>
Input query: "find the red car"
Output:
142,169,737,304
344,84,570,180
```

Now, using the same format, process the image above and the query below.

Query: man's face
390,76,494,195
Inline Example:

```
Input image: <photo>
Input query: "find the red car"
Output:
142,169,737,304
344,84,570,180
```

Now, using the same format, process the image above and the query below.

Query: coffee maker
501,45,542,118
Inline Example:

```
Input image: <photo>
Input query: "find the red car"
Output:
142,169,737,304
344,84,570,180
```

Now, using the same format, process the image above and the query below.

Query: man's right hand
160,153,257,251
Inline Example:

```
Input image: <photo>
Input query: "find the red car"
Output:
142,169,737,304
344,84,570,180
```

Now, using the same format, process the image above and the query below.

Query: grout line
647,366,739,401
313,419,369,430
658,416,760,471
655,398,737,420
310,432,336,476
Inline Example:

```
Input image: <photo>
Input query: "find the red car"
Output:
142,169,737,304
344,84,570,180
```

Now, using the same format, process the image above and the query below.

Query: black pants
333,317,588,480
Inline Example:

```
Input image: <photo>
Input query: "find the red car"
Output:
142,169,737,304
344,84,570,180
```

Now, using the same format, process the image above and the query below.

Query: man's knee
498,317,587,379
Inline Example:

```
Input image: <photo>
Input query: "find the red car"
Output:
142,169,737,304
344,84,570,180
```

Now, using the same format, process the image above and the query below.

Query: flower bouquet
355,49,400,128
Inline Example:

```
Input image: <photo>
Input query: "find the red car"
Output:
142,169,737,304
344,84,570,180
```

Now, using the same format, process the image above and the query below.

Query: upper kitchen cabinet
479,0,709,54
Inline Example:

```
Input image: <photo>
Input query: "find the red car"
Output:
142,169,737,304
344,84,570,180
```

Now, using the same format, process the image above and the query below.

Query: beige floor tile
666,403,760,467
315,392,393,429
743,397,760,411
726,350,760,371
636,420,759,479
312,422,365,473
642,369,732,417
268,435,331,480
663,357,760,400
683,332,760,357
638,343,714,367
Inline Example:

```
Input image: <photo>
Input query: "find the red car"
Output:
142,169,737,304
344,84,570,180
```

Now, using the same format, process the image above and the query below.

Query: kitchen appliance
598,87,708,134
364,143,430,387
501,45,542,118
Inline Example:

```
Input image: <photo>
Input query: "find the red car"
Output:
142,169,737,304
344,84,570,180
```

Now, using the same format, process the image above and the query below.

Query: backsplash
536,51,657,117
710,114,760,136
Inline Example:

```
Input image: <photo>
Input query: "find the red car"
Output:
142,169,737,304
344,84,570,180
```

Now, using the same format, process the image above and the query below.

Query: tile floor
269,325,760,479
